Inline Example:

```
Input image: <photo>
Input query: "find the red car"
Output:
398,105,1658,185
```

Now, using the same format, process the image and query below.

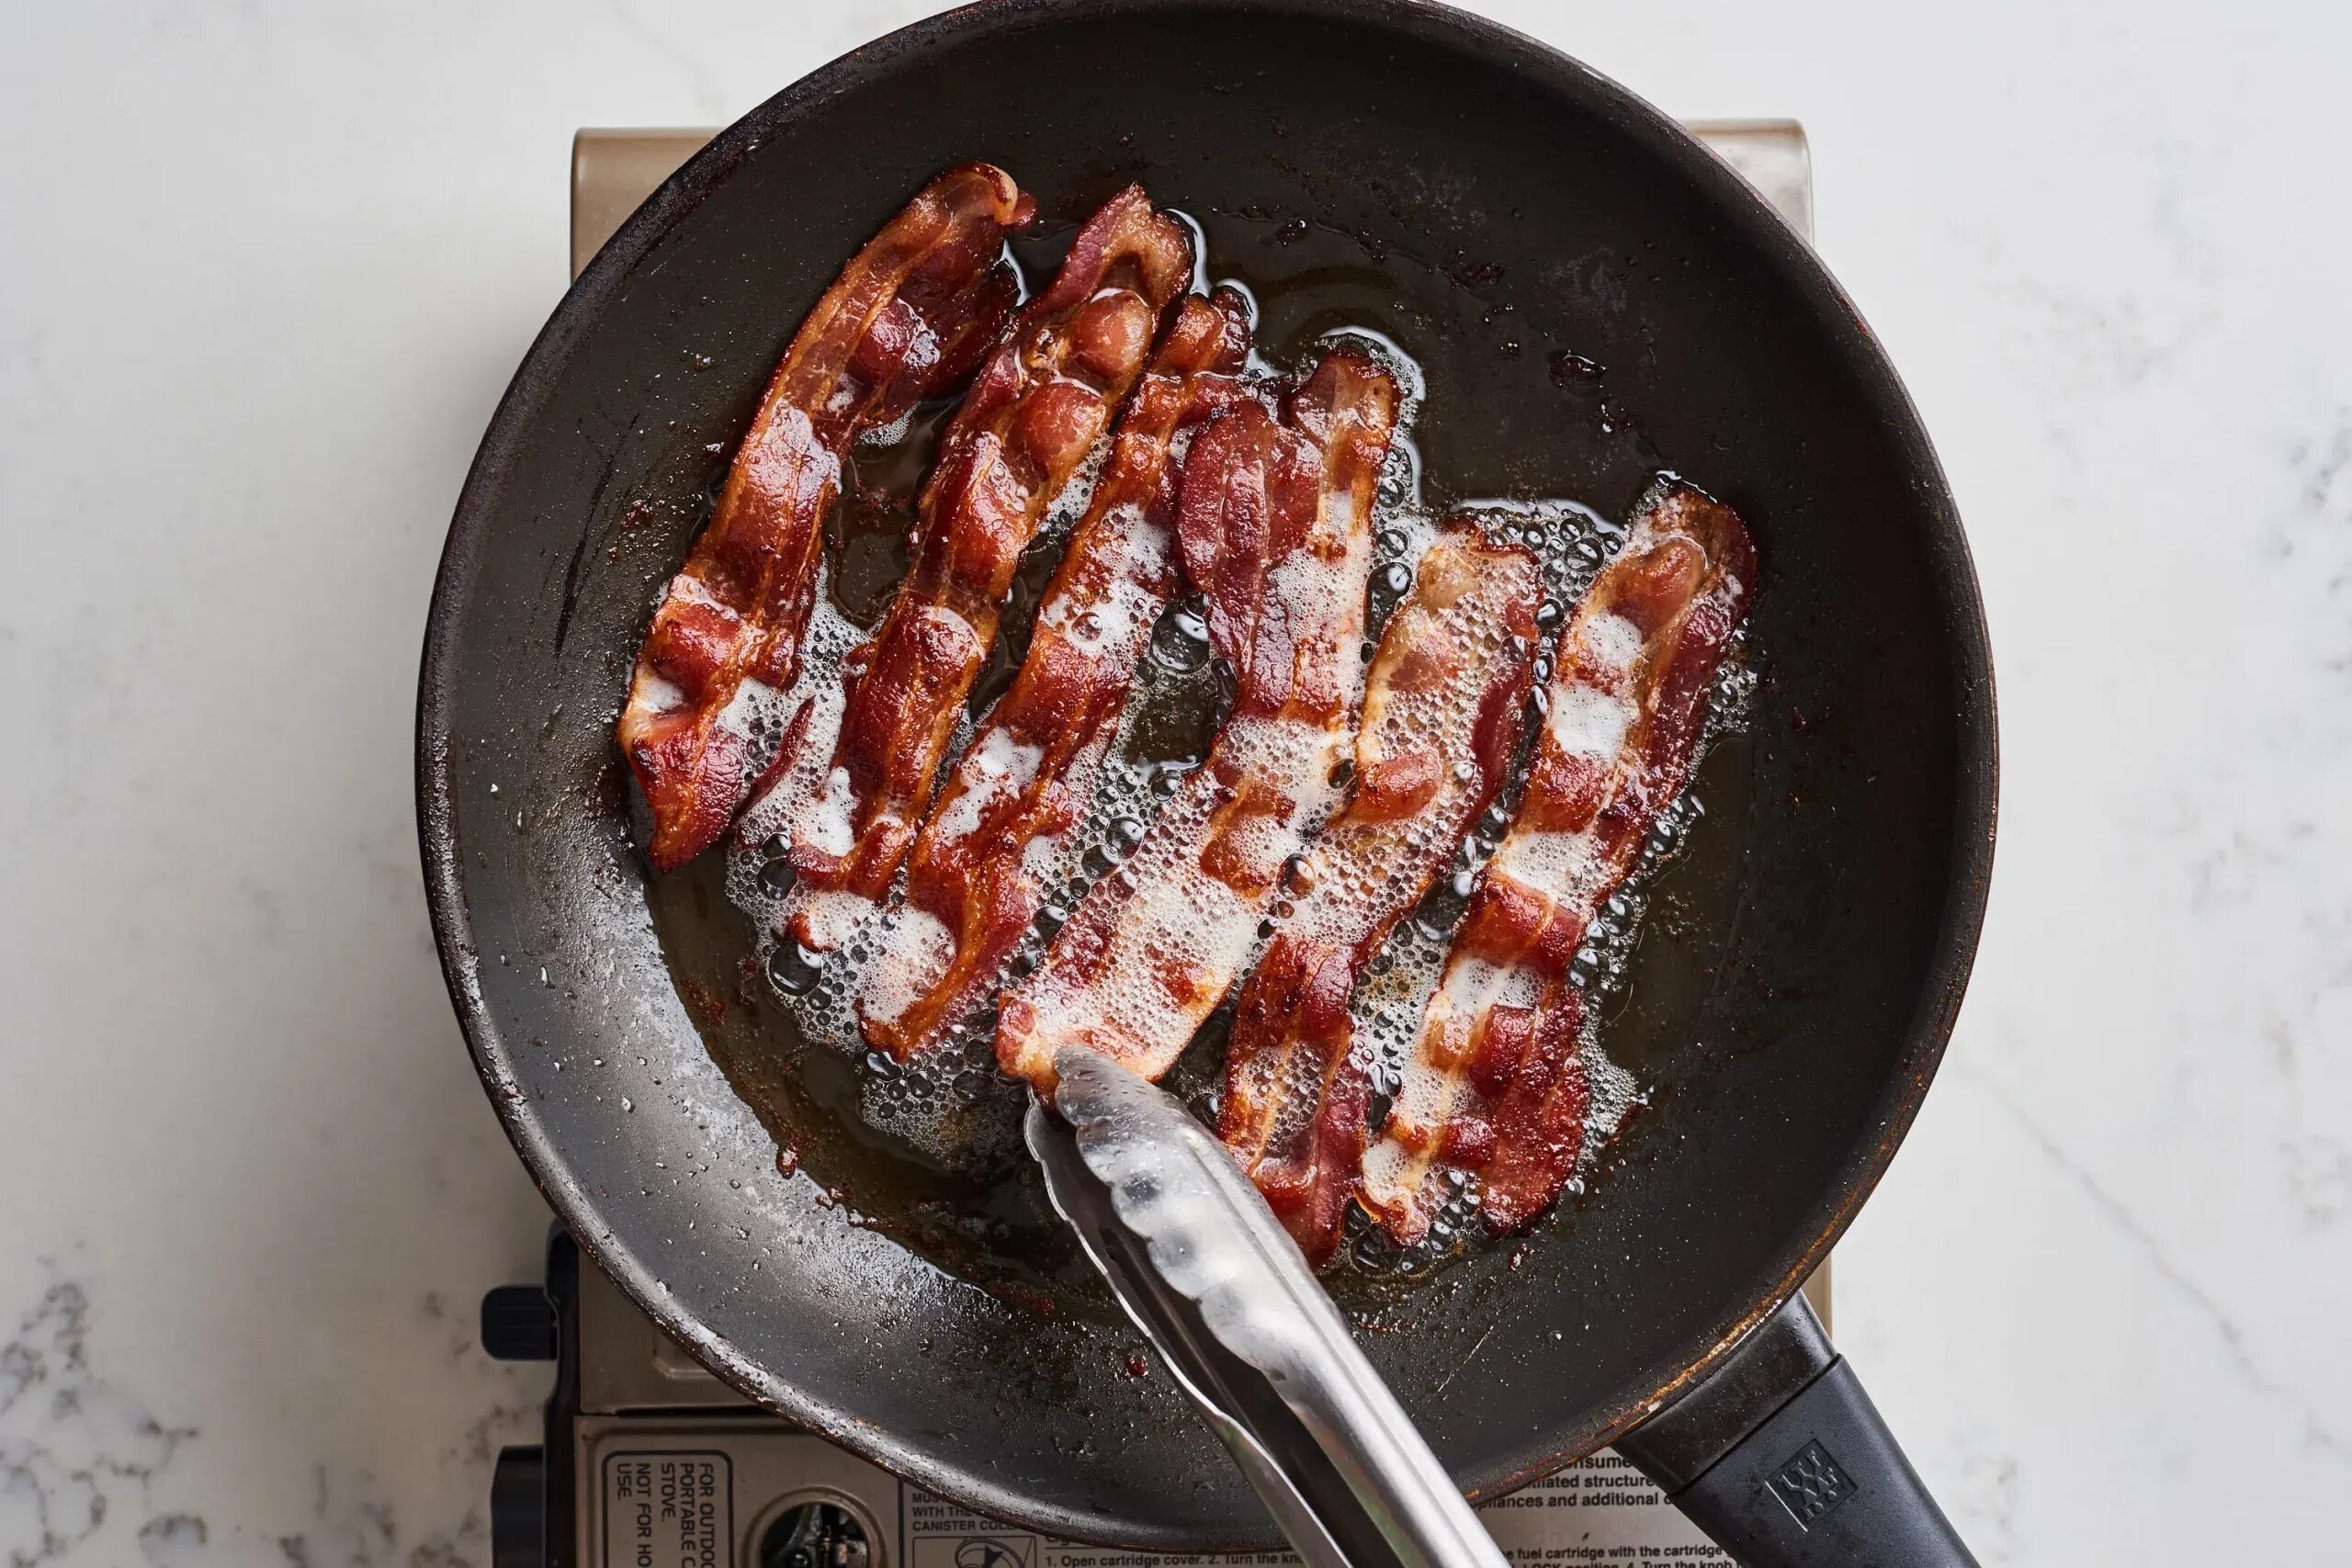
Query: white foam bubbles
704,311,1758,1270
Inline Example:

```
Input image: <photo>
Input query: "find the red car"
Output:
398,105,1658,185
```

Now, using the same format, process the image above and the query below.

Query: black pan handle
1615,1292,1976,1567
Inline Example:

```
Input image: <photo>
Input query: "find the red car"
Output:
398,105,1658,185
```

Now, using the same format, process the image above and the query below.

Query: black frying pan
418,2,1995,1562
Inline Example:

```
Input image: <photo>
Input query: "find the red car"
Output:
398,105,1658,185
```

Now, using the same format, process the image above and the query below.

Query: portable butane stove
482,118,1827,1568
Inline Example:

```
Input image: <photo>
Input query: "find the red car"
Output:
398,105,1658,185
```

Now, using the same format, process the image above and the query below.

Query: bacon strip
855,290,1257,1057
617,164,1031,871
1359,481,1757,1244
996,351,1400,1092
770,186,1194,950
1218,523,1539,1262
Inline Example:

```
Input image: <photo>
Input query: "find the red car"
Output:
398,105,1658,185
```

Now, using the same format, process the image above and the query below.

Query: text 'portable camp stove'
488,119,1825,1568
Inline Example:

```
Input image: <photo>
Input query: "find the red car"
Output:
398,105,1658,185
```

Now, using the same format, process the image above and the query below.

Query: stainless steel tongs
1024,1047,1510,1568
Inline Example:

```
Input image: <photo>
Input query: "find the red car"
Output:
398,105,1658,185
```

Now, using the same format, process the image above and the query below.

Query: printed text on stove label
605,1451,732,1568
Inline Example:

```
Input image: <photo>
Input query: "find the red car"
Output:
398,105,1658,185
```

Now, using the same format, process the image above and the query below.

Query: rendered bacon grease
761,186,1194,956
995,351,1401,1092
617,164,1030,870
1359,481,1757,1246
1219,523,1539,1262
619,163,1768,1265
857,289,1257,1058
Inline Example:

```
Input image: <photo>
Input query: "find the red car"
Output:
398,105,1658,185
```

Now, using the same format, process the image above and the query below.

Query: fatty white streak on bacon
995,351,1401,1092
1359,480,1757,1245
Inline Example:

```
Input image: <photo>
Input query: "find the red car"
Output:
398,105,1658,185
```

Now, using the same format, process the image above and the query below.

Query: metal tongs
1024,1048,1510,1568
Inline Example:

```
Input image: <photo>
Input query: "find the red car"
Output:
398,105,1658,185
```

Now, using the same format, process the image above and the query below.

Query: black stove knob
491,1444,547,1568
481,1285,559,1360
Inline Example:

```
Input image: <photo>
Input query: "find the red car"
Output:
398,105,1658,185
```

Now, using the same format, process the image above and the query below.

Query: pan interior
422,0,1988,1549
641,197,1758,1314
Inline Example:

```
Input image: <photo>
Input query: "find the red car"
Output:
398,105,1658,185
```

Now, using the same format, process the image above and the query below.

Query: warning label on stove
605,1451,732,1568
899,1450,1729,1567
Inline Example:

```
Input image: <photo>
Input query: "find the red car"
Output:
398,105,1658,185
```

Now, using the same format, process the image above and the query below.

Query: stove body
484,1230,1767,1568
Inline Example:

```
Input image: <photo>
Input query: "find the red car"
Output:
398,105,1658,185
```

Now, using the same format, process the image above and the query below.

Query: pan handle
1615,1292,1977,1567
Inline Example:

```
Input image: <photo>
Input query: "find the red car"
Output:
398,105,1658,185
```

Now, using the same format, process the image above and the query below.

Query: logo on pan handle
1767,1439,1855,1529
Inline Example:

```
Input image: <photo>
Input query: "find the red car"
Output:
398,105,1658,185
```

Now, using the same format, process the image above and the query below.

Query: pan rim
416,0,1997,1547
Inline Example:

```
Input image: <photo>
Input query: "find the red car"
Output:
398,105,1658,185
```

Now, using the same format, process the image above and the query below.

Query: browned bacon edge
616,164,1031,871
1217,522,1540,1263
995,350,1400,1094
777,186,1195,949
1359,480,1757,1246
854,288,1257,1058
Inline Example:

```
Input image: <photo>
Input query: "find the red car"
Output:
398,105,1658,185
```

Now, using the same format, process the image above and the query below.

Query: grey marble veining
0,1275,195,1563
2,1,2348,1563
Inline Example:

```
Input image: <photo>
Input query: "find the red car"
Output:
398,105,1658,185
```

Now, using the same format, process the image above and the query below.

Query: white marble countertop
3,2,2346,1562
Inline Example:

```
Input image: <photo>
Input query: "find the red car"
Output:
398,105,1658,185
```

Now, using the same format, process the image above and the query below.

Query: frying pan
418,0,1996,1560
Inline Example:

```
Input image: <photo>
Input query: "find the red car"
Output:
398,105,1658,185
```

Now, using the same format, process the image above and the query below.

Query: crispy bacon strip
996,351,1400,1092
1359,481,1757,1244
855,290,1257,1057
616,164,1031,871
1218,523,1540,1262
772,186,1195,950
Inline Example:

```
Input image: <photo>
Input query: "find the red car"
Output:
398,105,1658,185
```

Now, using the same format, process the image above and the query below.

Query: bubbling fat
725,577,865,909
993,339,1406,1087
711,318,1753,1247
1004,709,1351,1076
852,494,1165,1038
741,422,1123,966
